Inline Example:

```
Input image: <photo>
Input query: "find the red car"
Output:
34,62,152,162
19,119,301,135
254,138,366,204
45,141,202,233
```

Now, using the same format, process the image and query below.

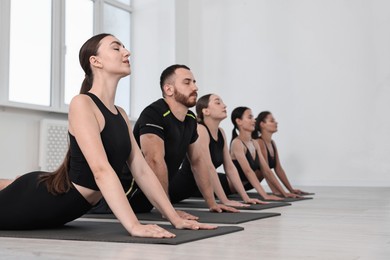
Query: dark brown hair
39,33,112,195
79,33,113,94
195,94,212,123
230,106,250,143
252,111,272,139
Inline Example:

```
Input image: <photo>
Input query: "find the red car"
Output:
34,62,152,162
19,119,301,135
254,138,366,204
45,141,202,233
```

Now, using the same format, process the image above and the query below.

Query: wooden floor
1,186,389,259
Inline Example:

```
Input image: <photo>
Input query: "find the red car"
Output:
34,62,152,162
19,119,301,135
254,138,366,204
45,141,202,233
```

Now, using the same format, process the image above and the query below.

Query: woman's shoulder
231,137,244,149
69,94,94,113
197,123,210,139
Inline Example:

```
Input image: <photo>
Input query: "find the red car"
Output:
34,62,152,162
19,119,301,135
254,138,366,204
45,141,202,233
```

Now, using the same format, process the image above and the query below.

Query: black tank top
232,140,261,182
260,137,276,169
204,124,224,168
68,92,131,190
179,124,224,175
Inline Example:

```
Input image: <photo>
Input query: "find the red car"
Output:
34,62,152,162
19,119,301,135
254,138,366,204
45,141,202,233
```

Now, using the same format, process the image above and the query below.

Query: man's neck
164,98,189,122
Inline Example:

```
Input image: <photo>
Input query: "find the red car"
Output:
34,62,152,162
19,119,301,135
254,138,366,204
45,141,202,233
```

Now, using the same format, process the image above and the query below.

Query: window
0,0,132,114
9,0,52,106
64,0,94,105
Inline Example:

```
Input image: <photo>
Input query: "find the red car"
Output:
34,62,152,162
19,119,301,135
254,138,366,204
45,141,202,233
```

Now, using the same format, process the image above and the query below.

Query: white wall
0,107,67,178
130,0,176,118
1,0,389,187
183,0,390,186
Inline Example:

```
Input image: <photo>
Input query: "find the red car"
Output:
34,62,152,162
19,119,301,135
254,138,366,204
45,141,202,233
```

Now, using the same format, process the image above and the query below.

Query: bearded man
129,65,237,218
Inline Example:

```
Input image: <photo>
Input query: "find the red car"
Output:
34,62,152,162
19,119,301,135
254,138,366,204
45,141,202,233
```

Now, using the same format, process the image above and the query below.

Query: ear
163,83,174,97
259,121,265,128
235,117,242,126
89,55,103,69
202,107,210,116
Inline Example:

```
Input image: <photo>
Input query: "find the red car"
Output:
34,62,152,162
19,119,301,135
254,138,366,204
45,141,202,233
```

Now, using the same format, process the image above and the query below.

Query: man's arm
139,133,169,194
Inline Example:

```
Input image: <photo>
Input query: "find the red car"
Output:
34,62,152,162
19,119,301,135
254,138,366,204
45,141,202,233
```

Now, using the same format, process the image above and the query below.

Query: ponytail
80,74,93,94
230,106,249,144
231,126,238,144
78,33,112,94
39,148,72,195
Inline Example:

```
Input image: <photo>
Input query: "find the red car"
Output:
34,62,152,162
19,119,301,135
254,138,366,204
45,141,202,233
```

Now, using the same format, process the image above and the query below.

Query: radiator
39,119,69,172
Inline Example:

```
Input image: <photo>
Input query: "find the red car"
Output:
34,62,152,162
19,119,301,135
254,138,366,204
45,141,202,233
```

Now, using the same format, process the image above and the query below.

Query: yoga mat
173,200,291,210
228,193,313,202
0,220,244,245
267,192,315,196
83,209,281,224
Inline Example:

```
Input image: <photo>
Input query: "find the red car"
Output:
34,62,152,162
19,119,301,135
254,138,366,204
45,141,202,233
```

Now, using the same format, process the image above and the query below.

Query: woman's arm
196,125,247,208
254,141,299,198
272,141,296,192
230,139,279,200
187,134,238,213
220,129,264,204
69,96,175,238
273,142,307,194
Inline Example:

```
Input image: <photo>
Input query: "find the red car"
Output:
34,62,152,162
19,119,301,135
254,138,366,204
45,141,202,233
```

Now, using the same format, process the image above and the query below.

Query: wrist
124,220,140,234
170,214,182,227
205,198,218,208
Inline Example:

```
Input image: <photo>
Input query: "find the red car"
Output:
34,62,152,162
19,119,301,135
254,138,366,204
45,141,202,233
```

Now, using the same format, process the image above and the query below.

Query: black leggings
126,169,228,213
0,171,92,230
169,171,234,202
91,169,241,214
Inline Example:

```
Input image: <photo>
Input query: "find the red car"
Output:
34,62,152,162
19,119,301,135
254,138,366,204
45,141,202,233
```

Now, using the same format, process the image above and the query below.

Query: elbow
143,153,162,169
90,164,113,184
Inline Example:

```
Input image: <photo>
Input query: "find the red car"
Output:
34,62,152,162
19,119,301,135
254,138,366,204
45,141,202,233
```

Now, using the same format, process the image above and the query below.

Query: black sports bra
232,139,261,181
260,137,276,169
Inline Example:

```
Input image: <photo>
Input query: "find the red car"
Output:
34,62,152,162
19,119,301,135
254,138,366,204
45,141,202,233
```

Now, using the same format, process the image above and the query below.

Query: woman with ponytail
169,94,264,206
252,112,310,195
230,107,300,200
0,34,214,235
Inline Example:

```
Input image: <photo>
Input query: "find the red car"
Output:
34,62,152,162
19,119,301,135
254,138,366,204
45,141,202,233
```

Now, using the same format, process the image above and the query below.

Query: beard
173,88,197,107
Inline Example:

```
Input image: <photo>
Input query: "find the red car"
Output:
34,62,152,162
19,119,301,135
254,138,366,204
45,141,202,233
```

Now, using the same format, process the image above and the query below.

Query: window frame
0,0,133,114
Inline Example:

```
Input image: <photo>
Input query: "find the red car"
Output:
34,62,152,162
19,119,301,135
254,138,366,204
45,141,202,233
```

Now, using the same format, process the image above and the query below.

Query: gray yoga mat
83,209,281,224
0,220,244,245
228,193,313,202
173,200,291,210
267,192,315,196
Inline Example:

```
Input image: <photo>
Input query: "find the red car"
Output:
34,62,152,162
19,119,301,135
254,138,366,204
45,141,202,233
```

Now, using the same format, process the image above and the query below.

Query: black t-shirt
133,99,198,181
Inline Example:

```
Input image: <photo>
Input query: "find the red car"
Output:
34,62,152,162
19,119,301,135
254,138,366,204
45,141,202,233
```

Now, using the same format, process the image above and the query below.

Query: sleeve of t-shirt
189,116,199,144
137,106,165,140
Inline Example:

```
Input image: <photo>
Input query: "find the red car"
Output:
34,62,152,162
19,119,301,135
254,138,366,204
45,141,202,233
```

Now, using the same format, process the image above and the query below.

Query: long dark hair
39,33,112,195
230,106,250,143
196,94,212,124
79,33,113,94
252,111,271,139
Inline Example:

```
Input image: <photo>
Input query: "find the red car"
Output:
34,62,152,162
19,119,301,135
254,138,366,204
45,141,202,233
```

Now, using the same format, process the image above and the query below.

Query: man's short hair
159,64,190,96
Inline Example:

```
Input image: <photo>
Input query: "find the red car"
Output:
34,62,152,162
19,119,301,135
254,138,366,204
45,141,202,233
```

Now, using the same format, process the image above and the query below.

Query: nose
124,48,131,57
